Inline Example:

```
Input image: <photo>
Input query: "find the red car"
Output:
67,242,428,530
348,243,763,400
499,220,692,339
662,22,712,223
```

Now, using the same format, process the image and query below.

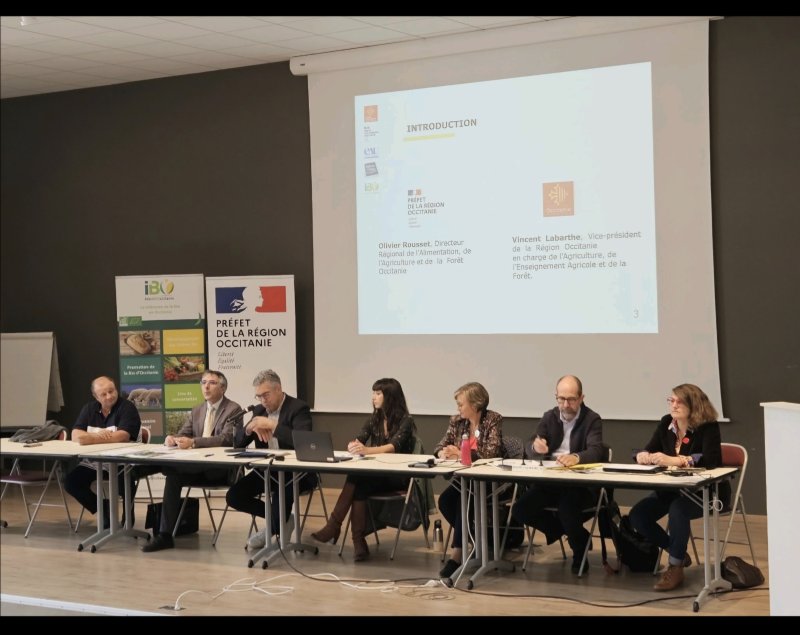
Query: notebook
602,463,665,474
292,430,353,462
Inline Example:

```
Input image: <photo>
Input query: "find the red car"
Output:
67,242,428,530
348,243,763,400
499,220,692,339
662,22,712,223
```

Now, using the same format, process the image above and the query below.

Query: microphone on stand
231,405,267,448
531,436,546,466
223,403,265,425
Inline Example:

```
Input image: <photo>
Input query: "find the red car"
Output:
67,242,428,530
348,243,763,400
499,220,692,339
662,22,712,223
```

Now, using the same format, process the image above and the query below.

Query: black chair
652,441,751,573
441,435,526,562
244,471,328,547
521,444,614,576
339,436,432,560
0,430,73,537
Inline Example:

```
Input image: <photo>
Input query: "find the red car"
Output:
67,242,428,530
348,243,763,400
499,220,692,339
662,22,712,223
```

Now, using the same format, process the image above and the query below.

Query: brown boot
653,564,685,591
350,499,370,562
311,481,355,544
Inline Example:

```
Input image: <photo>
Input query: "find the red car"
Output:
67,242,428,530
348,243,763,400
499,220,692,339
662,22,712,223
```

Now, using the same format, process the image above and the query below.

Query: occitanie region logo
364,105,378,122
542,181,574,217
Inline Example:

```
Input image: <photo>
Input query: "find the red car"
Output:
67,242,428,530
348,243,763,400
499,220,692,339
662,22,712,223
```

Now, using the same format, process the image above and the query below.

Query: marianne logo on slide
542,181,575,217
215,287,287,314
363,105,378,122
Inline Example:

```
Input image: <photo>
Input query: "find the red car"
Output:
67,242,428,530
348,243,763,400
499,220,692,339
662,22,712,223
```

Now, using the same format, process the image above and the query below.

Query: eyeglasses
200,380,219,386
666,397,685,406
555,396,579,404
255,392,272,401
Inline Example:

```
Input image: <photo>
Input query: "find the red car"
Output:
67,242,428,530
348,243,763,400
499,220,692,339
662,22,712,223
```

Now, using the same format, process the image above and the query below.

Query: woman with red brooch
629,383,728,591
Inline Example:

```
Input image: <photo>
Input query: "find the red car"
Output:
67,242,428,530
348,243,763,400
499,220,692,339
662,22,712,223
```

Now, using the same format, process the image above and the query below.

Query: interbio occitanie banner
115,274,206,440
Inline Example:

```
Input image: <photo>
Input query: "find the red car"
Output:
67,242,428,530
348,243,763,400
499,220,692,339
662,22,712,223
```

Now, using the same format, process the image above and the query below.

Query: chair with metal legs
74,426,153,531
176,465,244,544
521,445,614,576
719,443,757,564
244,472,328,547
652,442,754,572
440,435,526,564
0,430,73,537
339,436,432,560
339,476,431,560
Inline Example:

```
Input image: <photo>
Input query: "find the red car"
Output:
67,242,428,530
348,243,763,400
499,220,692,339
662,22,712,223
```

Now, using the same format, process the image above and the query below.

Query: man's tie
202,405,216,438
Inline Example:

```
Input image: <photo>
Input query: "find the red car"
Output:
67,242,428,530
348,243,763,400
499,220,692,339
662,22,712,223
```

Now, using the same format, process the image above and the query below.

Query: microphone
408,458,435,468
225,404,267,423
223,404,265,425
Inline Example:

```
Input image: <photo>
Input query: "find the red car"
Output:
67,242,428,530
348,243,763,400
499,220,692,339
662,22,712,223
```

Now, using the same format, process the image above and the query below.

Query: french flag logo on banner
254,286,286,313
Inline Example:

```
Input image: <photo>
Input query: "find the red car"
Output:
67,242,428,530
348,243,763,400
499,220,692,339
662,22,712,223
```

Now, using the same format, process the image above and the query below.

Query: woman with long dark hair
311,378,416,561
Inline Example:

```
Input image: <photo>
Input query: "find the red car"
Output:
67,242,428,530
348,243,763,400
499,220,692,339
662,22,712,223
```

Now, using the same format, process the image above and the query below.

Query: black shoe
571,557,588,574
439,559,461,578
571,544,592,574
544,532,562,546
142,532,174,552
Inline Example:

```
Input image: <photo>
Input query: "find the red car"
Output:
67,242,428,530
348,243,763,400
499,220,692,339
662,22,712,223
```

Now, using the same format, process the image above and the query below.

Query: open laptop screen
292,430,353,462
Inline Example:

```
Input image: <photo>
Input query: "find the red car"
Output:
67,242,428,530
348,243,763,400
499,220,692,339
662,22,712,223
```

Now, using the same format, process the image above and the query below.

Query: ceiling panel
0,15,570,99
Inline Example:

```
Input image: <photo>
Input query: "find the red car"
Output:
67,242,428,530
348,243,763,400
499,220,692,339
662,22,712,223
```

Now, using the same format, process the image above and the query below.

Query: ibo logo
144,279,174,296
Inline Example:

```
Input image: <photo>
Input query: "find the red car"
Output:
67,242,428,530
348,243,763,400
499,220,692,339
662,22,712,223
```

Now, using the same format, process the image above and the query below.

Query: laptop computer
292,430,353,463
602,463,665,474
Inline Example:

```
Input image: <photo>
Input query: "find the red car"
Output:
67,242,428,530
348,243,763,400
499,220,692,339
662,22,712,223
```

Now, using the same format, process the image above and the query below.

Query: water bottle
460,432,472,466
433,519,443,548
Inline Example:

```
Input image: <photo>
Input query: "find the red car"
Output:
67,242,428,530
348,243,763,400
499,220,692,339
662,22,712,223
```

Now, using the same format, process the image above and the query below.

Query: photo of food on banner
119,330,161,356
162,356,206,382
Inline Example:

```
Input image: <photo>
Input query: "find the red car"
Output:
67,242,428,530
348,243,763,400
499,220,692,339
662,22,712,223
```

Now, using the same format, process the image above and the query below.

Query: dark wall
2,17,798,512
1,62,315,410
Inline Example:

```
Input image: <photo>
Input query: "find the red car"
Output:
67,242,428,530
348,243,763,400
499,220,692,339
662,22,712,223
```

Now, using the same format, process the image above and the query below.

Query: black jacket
234,394,312,449
642,414,722,468
533,404,604,463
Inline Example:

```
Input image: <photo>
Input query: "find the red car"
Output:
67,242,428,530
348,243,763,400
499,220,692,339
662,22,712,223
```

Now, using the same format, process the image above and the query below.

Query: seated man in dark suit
225,368,316,549
511,375,605,573
142,369,242,552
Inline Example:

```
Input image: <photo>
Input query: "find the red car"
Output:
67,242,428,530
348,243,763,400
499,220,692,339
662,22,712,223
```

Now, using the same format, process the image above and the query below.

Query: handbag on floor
721,555,764,588
607,500,659,572
145,497,199,536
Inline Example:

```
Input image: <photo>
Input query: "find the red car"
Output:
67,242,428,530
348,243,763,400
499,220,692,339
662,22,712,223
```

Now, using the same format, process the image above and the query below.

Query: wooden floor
0,486,770,617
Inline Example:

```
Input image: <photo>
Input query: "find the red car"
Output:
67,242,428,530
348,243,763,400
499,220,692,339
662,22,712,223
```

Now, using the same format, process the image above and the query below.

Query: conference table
69,445,460,567
74,444,271,553
0,438,133,537
454,459,737,612
247,453,461,569
1,440,738,611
